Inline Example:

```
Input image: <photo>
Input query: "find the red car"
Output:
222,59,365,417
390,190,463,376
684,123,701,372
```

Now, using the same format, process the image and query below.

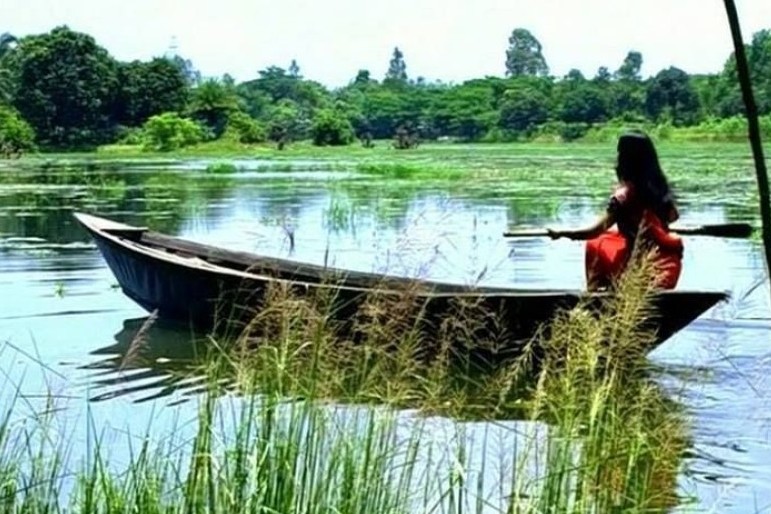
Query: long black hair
615,130,676,221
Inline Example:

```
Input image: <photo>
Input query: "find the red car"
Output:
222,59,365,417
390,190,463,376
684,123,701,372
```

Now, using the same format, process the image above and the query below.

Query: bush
223,111,267,144
311,109,355,146
205,162,238,173
0,105,36,153
115,126,144,146
534,121,590,142
141,112,204,151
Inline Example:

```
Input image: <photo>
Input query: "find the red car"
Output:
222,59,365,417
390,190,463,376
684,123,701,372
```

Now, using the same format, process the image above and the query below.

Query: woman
547,130,683,291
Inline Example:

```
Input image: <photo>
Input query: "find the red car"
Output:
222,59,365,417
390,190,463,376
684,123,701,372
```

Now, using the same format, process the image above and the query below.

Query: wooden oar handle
502,229,550,238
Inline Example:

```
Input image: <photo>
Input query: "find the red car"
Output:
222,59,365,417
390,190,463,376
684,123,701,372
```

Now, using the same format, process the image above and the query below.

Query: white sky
2,0,770,87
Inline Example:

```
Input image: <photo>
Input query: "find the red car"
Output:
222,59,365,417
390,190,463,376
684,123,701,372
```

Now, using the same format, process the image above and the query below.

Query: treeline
0,25,770,153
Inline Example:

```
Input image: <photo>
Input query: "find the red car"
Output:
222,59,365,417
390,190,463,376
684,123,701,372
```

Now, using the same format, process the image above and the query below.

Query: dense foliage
0,25,770,151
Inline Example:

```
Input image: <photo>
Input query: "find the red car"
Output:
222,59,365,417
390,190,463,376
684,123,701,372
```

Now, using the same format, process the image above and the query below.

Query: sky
2,0,771,88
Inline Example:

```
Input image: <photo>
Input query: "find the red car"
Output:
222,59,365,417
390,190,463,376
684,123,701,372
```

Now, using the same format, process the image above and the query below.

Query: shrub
311,109,355,146
0,104,36,153
141,112,204,151
205,162,238,174
223,111,266,144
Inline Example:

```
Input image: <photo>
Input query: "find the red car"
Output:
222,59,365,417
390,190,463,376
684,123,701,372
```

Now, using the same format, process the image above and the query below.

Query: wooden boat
73,212,728,358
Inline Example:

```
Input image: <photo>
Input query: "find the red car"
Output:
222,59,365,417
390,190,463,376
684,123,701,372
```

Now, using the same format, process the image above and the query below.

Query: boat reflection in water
81,315,219,404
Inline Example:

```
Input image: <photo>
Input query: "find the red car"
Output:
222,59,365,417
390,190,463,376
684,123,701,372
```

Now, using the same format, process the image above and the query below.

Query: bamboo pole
722,0,771,283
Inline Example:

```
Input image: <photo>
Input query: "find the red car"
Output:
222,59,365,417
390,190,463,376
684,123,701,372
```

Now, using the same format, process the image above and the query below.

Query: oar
503,222,754,239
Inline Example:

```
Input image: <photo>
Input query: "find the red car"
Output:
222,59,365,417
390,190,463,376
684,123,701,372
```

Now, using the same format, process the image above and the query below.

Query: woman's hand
547,228,565,240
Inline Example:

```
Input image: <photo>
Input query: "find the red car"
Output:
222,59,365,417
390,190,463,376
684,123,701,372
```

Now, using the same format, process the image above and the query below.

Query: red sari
585,184,683,290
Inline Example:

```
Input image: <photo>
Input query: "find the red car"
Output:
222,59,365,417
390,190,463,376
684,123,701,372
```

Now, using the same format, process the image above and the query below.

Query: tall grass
0,250,693,512
510,250,688,512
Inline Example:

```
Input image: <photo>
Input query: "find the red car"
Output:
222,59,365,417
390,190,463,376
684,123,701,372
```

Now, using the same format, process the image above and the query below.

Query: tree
384,47,407,85
0,33,17,103
498,86,549,136
0,104,35,155
558,85,609,124
645,66,701,126
615,51,643,81
594,66,612,83
564,69,585,82
188,78,240,138
505,28,549,77
353,69,374,87
0,32,16,60
169,54,201,86
115,57,190,127
747,30,771,113
716,29,771,116
431,82,496,141
223,111,266,143
289,59,301,79
553,71,609,124
311,108,354,146
266,99,308,148
11,26,119,147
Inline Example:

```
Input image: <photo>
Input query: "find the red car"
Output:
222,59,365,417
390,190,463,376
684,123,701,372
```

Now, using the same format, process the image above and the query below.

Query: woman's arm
547,211,615,241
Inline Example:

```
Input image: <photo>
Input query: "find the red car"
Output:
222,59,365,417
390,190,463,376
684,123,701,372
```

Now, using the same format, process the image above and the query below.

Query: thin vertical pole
722,0,771,281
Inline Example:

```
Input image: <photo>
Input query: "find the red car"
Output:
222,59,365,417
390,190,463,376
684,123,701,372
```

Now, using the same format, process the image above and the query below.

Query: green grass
0,247,694,513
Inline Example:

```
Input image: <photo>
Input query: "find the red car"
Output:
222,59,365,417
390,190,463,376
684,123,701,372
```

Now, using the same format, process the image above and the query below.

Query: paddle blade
673,223,754,238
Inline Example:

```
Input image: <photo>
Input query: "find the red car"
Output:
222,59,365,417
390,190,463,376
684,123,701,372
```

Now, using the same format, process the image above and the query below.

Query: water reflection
80,316,213,404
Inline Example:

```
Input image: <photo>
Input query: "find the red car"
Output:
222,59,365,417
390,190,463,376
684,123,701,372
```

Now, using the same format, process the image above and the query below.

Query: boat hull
75,212,728,356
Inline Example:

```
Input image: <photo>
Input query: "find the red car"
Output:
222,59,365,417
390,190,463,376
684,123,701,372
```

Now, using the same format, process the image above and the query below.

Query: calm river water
1,148,770,511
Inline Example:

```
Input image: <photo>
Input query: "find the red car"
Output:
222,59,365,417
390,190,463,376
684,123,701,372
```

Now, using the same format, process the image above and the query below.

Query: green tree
431,82,496,141
0,33,15,60
384,47,408,85
715,29,771,116
691,74,724,118
608,81,646,119
11,26,119,147
498,83,549,136
188,78,240,138
353,69,375,87
289,59,301,78
594,66,612,83
0,33,17,103
249,66,296,102
748,29,771,113
556,72,609,124
115,57,189,127
645,66,702,126
311,108,355,146
0,104,35,153
615,51,643,81
169,54,201,86
266,99,308,146
223,111,266,144
505,28,549,77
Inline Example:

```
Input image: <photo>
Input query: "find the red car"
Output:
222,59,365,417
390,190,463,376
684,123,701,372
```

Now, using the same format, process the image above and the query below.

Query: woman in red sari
547,131,683,291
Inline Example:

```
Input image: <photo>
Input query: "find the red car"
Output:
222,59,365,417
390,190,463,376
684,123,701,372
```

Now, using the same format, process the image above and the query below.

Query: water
1,149,770,511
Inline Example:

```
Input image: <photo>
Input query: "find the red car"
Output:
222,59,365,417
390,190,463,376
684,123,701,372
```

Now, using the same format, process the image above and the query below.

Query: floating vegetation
205,162,239,174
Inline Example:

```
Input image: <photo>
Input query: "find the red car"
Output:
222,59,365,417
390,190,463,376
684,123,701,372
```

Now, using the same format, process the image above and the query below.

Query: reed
508,249,689,512
0,249,696,512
